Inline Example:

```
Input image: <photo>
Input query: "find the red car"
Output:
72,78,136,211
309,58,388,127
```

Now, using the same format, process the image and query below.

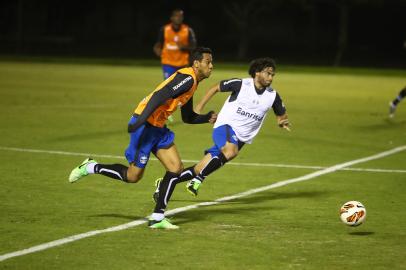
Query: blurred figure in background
388,40,406,118
153,9,197,122
389,86,406,118
153,9,197,79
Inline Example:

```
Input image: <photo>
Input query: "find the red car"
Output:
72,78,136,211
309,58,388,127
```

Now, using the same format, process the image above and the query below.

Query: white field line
0,146,405,173
0,145,405,262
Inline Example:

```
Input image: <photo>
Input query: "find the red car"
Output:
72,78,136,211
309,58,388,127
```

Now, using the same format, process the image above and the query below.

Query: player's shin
177,165,197,183
94,164,128,182
196,153,228,182
153,171,180,217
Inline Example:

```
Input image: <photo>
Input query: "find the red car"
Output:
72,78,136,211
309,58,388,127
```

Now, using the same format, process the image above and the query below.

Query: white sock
151,213,165,221
86,162,97,174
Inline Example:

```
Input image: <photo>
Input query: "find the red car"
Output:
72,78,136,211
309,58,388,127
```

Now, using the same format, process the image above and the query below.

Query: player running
153,57,290,202
69,47,216,229
389,86,406,118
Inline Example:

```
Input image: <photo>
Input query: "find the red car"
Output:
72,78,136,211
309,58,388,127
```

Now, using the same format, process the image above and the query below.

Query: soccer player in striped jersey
153,57,290,202
69,47,216,229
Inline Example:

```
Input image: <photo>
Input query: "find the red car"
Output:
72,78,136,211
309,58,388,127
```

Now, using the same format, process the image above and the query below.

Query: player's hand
278,119,291,132
176,42,186,50
208,112,218,124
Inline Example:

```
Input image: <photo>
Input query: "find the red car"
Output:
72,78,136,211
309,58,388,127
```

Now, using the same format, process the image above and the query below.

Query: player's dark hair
171,9,184,16
248,58,276,78
189,47,212,66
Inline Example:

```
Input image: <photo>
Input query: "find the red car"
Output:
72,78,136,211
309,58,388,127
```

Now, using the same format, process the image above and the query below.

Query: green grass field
0,60,405,269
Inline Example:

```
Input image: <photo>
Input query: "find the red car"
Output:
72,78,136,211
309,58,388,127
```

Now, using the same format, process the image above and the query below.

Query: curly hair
248,58,276,78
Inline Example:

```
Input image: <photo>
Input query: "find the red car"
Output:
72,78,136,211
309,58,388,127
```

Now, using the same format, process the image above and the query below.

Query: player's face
256,67,275,88
171,11,184,26
196,53,213,80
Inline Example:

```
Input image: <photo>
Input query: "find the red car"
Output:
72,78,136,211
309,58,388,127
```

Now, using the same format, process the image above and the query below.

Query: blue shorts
205,125,244,157
162,64,184,79
125,116,175,168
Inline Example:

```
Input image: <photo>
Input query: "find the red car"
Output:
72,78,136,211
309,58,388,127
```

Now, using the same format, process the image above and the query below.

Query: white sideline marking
0,145,405,262
0,146,405,173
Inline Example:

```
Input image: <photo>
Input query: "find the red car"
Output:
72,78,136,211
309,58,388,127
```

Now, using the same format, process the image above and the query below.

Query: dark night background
1,0,405,67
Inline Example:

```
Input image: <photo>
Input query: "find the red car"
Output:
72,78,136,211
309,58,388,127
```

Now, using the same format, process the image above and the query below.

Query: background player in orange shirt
69,47,216,229
153,9,197,80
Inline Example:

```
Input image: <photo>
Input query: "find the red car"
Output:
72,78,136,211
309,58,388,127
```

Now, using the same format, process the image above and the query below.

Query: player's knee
173,162,184,174
126,171,143,183
169,162,184,174
222,147,239,160
126,174,142,183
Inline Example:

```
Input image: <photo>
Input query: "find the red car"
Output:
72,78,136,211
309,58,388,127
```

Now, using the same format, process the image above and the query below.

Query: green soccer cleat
152,178,162,203
148,218,179,229
186,179,202,196
69,158,97,183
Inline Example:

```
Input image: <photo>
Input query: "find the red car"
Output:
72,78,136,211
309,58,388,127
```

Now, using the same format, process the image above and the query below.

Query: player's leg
389,86,406,117
152,153,211,203
149,144,183,229
69,159,145,183
186,125,243,196
186,142,237,195
69,115,149,183
146,127,182,228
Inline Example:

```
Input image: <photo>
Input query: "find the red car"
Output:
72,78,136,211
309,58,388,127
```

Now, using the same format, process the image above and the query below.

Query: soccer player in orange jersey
69,47,216,229
153,9,197,80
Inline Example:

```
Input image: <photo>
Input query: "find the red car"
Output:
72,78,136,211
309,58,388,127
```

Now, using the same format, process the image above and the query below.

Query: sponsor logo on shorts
232,135,238,141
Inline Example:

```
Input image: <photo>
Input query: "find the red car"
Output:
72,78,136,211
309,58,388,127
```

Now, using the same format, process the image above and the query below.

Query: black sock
177,166,197,183
154,171,180,214
400,87,406,98
393,87,406,106
196,153,228,183
95,164,128,182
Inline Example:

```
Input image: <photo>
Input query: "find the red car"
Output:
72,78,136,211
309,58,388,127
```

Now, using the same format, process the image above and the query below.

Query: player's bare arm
194,83,220,113
178,28,197,52
153,42,162,57
153,27,164,57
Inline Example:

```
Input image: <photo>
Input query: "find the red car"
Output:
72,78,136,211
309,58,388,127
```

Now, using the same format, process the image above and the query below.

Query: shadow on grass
349,231,375,236
358,118,406,131
89,190,327,224
172,190,328,225
232,190,327,204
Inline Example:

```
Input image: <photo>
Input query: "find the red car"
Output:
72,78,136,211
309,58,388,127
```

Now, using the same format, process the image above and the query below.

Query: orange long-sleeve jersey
132,67,198,128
